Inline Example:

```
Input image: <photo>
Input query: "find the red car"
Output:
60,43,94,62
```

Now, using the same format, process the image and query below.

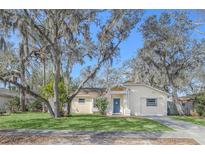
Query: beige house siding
140,97,166,116
70,85,167,116
71,96,94,114
126,85,167,116
70,88,106,114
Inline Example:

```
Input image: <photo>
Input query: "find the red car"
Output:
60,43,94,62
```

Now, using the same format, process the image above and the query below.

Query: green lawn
172,116,205,126
0,112,172,131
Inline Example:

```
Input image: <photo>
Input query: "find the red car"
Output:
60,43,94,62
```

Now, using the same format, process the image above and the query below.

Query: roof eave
123,83,169,95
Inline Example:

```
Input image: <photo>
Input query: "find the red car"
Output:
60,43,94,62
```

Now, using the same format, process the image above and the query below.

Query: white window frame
78,98,85,103
146,98,157,107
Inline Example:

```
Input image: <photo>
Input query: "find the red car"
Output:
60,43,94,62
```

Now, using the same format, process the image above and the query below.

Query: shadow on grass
171,116,205,126
0,113,172,131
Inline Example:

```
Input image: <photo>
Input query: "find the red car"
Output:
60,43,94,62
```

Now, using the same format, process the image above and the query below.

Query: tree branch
0,76,55,117
23,10,54,47
68,40,121,102
68,58,104,101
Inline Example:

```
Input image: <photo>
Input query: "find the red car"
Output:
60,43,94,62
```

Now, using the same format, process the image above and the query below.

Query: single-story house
71,81,168,116
1,82,168,116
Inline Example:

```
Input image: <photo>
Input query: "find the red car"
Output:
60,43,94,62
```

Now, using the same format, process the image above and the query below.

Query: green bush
6,96,20,113
95,97,109,115
0,103,7,115
194,93,205,116
41,76,67,108
28,100,43,112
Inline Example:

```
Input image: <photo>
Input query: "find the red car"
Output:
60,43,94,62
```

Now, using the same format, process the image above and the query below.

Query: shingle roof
71,88,107,98
123,81,168,95
80,88,106,93
79,88,106,95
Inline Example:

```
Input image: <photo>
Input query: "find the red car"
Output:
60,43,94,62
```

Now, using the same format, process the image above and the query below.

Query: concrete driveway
147,116,205,145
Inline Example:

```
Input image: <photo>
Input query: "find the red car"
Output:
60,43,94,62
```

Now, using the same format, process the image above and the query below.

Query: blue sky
1,10,205,85
71,10,205,78
71,10,163,78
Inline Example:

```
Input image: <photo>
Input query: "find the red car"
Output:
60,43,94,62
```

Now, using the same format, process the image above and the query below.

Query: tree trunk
66,98,72,116
64,73,71,115
20,44,26,112
64,69,71,93
172,85,184,115
42,61,46,112
64,59,73,115
53,54,61,118
20,88,26,111
64,71,72,114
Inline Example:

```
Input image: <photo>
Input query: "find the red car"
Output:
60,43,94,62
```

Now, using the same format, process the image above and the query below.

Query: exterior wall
0,89,17,112
71,96,94,114
126,85,167,116
69,86,167,116
69,88,106,114
0,96,12,112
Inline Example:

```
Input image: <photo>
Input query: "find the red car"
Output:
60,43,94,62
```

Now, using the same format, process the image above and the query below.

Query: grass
172,116,205,126
0,112,172,131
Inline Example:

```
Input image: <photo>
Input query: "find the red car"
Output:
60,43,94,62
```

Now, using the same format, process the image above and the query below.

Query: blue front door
113,98,120,113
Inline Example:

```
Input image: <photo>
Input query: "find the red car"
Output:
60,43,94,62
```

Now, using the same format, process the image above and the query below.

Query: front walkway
147,116,205,145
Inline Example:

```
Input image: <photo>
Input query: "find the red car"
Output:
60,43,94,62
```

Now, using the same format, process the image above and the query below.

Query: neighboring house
0,88,36,113
71,82,168,116
0,88,17,112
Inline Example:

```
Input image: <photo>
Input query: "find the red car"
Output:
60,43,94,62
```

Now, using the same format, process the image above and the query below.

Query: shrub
194,93,205,117
95,97,109,115
6,96,20,113
0,103,7,115
28,99,43,112
41,76,68,109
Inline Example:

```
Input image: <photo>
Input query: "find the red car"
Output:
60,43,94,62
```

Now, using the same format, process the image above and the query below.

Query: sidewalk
0,129,199,145
147,116,205,145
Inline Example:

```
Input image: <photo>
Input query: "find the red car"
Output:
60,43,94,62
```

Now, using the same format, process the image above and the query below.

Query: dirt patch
90,136,199,145
0,135,199,145
149,138,199,145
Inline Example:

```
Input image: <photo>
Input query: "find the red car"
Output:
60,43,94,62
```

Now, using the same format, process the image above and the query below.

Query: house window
79,98,85,103
146,98,157,107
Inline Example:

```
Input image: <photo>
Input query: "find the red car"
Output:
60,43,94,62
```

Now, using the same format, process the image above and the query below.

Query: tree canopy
0,9,143,117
